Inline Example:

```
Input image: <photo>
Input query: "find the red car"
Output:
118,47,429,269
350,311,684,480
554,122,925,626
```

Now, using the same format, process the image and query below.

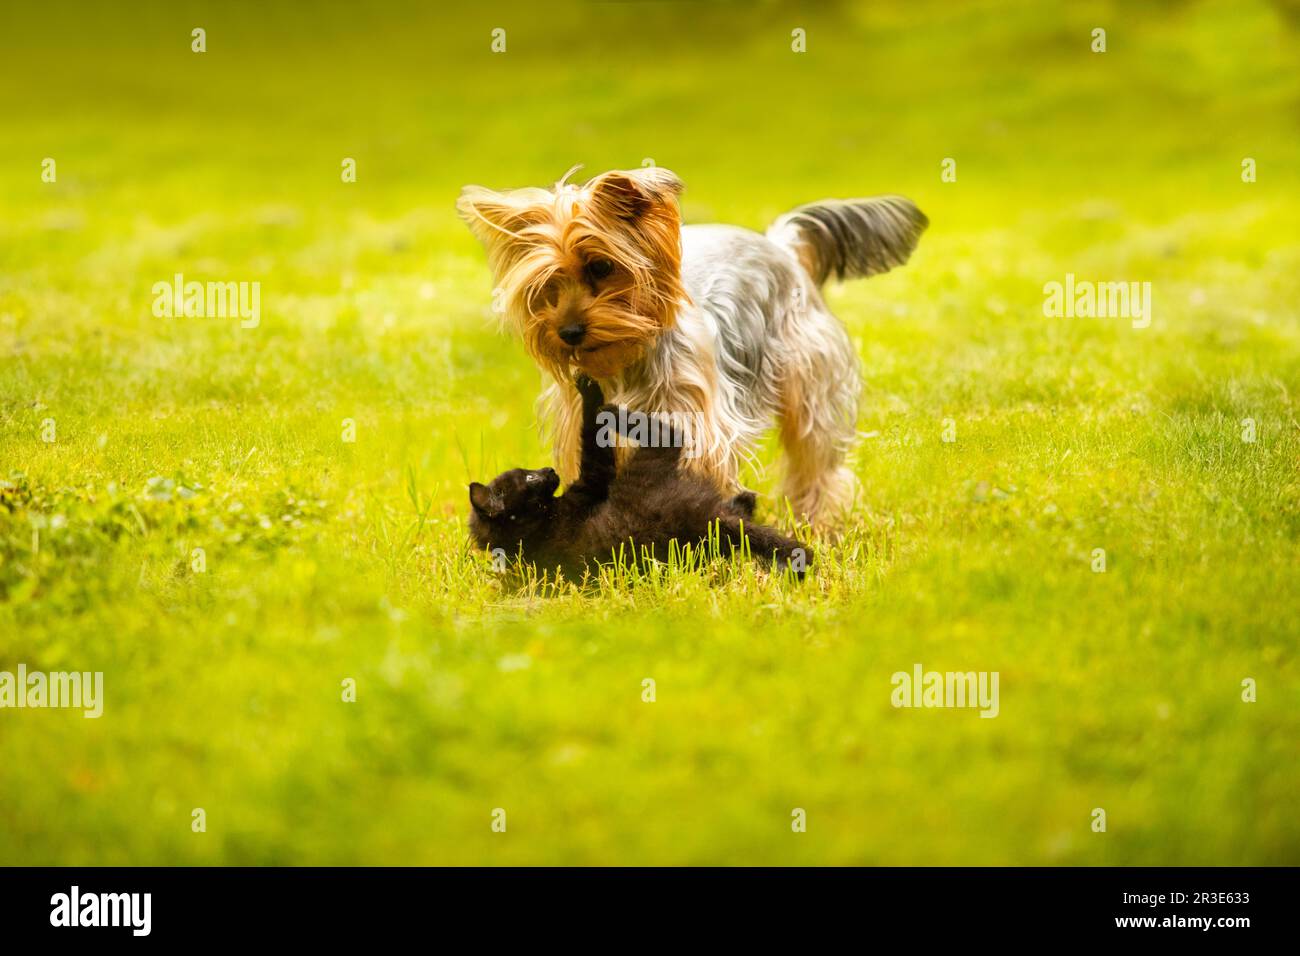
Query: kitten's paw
730,490,758,519
574,374,604,404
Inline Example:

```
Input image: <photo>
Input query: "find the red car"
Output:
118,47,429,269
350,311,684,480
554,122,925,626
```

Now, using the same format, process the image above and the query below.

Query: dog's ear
586,167,683,222
457,185,551,249
469,482,503,517
585,168,686,331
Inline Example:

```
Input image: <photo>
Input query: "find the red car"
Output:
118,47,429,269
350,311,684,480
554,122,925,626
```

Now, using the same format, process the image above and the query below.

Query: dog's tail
766,196,928,287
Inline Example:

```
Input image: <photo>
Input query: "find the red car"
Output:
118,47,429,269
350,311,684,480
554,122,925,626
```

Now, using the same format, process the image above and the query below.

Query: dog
457,166,927,522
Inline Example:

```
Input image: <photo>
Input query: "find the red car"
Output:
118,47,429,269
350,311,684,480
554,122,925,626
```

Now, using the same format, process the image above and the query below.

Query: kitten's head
468,467,561,554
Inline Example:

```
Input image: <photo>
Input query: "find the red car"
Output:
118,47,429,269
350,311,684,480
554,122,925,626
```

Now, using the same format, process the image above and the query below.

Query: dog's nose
558,323,586,345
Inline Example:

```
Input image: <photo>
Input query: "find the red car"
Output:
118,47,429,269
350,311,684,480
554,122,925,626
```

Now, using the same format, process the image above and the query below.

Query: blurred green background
1,0,1297,864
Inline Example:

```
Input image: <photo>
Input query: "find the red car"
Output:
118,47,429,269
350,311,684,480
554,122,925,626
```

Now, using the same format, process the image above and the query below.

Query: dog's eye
525,474,539,484
585,258,615,281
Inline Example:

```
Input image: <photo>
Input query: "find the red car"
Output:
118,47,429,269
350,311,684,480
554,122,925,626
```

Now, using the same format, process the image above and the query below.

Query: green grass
1,0,1297,865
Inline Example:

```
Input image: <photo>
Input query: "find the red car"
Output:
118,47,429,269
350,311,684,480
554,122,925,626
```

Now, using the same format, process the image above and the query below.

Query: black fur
469,376,811,581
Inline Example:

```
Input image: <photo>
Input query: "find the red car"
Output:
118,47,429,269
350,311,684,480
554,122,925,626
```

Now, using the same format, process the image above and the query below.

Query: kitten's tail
720,516,813,582
766,196,928,287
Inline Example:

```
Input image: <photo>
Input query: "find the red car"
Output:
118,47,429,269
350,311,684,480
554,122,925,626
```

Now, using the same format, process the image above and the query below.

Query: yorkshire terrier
458,166,927,522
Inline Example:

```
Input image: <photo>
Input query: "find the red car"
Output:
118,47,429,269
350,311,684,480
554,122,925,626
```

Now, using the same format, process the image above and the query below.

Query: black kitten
469,376,811,580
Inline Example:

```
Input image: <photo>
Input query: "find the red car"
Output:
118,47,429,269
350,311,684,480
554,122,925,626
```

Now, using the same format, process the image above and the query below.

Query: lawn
1,0,1297,865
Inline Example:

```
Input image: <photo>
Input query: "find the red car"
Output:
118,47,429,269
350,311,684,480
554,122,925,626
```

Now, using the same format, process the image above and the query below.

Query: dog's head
457,167,686,380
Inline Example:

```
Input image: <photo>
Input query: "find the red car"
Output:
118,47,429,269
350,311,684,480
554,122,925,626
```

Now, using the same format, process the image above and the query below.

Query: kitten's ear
469,482,503,517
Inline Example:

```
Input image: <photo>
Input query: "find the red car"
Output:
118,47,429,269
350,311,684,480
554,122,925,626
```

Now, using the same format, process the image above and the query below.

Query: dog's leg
777,301,861,524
